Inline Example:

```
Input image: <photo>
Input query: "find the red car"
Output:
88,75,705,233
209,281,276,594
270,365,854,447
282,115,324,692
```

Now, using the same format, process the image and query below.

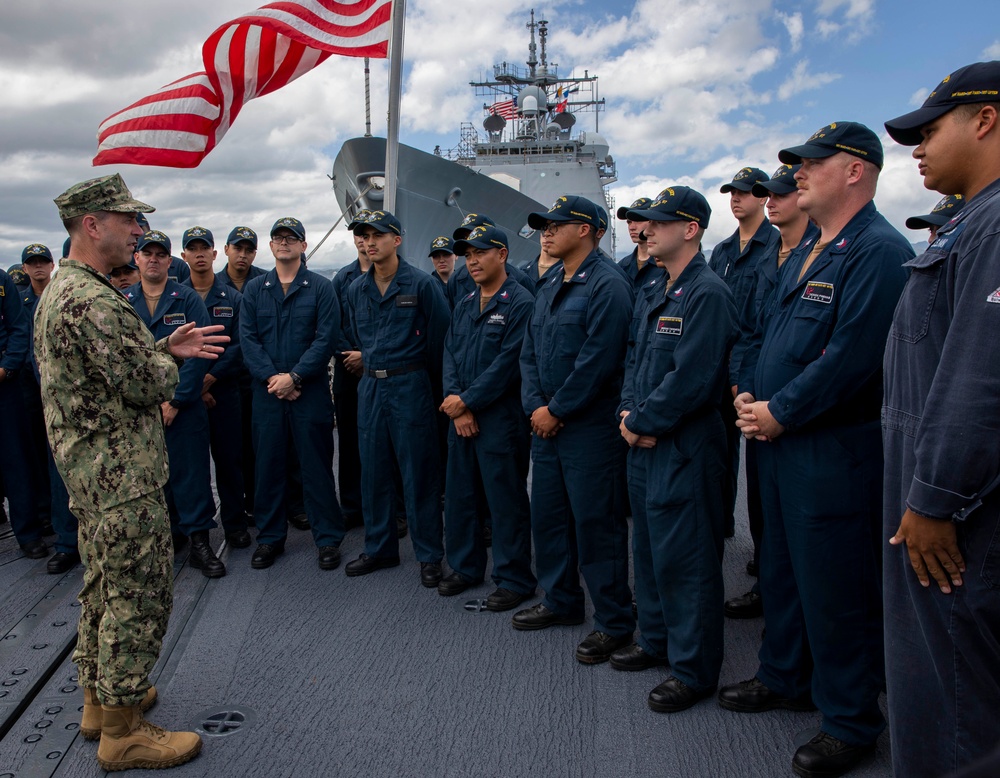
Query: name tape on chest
802,282,834,304
163,313,187,327
396,295,417,308
655,316,683,336
212,306,234,318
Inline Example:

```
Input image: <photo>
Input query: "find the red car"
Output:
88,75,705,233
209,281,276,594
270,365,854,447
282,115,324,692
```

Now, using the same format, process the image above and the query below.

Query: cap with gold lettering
527,196,601,231
626,186,711,229
905,195,966,230
779,121,883,169
54,174,155,221
886,61,1000,145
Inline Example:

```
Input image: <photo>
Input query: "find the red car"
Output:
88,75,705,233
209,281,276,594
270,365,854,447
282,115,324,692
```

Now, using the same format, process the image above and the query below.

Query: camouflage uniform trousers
74,490,173,707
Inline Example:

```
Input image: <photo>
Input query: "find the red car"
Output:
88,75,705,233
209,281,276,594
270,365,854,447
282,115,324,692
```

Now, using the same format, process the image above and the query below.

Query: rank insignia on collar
987,287,1000,304
500,290,509,298
835,238,848,249
577,271,586,279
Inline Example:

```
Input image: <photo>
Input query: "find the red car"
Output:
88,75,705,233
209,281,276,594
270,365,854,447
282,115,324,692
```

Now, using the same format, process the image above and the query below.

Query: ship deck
0,442,893,777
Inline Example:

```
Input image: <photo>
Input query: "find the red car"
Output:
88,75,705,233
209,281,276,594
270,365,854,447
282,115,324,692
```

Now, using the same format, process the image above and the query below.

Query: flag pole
384,0,406,213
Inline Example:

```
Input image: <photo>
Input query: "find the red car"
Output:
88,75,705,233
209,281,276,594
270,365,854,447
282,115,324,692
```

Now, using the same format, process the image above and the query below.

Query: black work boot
188,531,226,578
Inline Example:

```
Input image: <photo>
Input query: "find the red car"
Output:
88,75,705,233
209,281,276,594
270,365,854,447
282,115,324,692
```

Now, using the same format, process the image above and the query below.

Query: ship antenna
526,10,537,78
538,18,548,72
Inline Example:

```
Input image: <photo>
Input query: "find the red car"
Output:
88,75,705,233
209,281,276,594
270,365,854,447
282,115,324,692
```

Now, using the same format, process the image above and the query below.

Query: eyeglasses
271,235,301,245
541,221,587,235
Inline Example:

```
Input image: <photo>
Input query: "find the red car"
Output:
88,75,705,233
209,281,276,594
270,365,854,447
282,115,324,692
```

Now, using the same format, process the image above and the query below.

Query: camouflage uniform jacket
34,259,179,512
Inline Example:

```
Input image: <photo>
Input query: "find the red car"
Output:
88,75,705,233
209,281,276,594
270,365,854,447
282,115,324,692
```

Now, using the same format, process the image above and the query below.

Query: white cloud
982,40,1000,59
909,88,929,107
777,11,804,52
776,60,840,101
814,0,875,43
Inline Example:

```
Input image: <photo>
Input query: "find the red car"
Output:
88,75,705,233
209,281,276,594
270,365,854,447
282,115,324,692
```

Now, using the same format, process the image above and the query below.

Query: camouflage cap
54,173,155,221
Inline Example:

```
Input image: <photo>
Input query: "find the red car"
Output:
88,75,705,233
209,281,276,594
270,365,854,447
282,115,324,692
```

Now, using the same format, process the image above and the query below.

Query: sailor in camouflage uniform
35,174,227,771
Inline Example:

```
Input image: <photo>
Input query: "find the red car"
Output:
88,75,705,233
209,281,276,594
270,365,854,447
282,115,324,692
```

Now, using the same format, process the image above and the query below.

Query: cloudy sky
2,0,998,270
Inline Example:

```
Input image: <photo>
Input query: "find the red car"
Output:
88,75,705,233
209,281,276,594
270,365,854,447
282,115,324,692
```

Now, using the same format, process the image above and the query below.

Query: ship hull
333,137,548,272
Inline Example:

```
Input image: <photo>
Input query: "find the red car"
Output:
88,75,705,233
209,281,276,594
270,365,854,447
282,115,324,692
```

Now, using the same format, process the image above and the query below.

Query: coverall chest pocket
555,297,587,358
781,304,834,366
890,251,945,344
291,299,317,340
257,307,278,344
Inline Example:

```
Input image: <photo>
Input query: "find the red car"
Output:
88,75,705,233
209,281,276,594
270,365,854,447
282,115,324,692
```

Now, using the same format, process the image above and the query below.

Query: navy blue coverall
348,258,450,563
186,277,246,537
520,250,635,637
240,264,344,549
709,218,780,535
617,247,666,292
22,284,77,554
620,255,737,692
331,259,365,522
882,178,1000,777
0,269,40,546
739,201,912,746
443,273,535,593
218,264,266,513
126,281,217,538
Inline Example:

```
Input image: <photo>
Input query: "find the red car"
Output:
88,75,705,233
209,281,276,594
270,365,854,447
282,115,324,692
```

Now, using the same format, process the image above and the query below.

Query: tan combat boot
81,685,158,740
96,704,201,771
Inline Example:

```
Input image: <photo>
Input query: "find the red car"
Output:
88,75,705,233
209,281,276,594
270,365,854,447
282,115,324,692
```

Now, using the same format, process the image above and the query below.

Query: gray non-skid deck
0,445,893,777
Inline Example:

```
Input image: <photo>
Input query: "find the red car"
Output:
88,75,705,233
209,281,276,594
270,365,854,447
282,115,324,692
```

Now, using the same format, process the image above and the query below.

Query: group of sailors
4,59,1000,778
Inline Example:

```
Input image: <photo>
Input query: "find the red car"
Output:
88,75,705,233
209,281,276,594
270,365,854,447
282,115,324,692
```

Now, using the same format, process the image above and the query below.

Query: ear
499,247,508,264
683,221,700,241
81,213,103,240
845,157,865,186
975,105,998,140
393,235,402,248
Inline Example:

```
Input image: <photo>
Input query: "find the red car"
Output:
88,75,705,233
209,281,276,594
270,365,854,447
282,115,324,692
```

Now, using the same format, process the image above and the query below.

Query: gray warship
331,12,619,271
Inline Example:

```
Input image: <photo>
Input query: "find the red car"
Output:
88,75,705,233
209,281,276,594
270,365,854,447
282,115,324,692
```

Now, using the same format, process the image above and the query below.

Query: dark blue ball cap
226,226,258,248
428,236,456,256
626,186,711,229
527,195,602,231
136,213,150,232
271,217,306,241
21,243,53,263
905,194,966,230
453,213,496,240
617,197,652,220
136,230,171,254
7,264,28,285
779,121,884,168
453,225,509,256
351,210,402,236
182,225,214,249
596,205,609,231
751,164,801,197
62,237,71,258
886,61,1000,146
720,167,770,193
347,209,372,230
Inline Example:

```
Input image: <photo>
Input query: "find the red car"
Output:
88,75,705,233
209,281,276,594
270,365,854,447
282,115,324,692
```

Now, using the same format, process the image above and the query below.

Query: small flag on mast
94,0,392,168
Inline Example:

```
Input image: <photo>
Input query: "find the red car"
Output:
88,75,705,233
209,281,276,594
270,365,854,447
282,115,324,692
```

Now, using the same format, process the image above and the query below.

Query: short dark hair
952,102,1000,121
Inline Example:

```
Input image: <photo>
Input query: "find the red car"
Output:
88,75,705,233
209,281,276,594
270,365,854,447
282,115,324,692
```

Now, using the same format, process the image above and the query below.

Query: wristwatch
168,399,182,409
289,371,303,389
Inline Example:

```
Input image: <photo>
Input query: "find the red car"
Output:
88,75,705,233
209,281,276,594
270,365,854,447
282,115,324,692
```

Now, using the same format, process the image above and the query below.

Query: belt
366,363,424,379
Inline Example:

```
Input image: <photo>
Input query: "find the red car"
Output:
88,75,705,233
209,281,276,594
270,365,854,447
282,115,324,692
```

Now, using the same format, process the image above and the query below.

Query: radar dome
579,131,610,160
517,86,547,114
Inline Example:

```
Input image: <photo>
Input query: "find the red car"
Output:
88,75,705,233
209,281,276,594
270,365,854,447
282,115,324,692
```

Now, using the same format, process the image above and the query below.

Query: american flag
488,99,517,120
94,0,392,168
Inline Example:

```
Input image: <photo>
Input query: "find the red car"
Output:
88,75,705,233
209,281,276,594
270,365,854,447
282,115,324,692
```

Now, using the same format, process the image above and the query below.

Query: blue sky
0,0,998,267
